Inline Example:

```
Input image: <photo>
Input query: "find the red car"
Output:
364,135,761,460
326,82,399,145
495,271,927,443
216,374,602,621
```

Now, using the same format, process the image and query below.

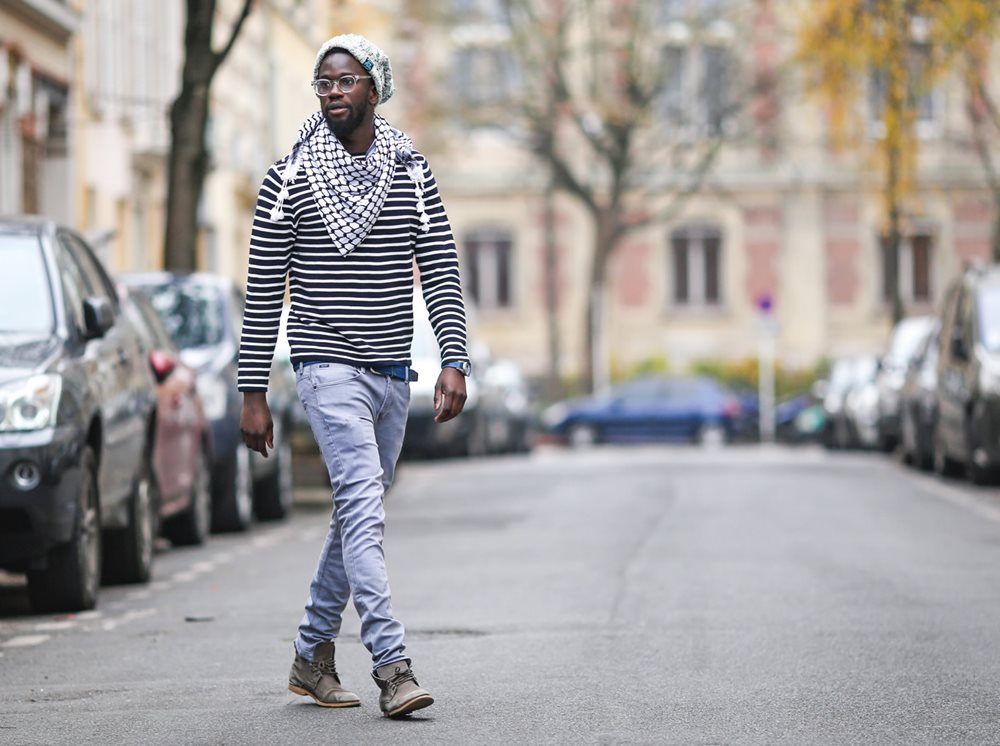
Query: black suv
935,264,1000,484
0,218,158,611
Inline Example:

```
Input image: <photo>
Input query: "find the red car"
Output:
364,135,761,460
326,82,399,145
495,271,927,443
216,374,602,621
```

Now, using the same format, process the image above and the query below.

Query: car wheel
212,445,253,533
27,447,102,612
966,412,997,486
103,449,157,585
697,422,726,447
164,449,212,546
933,425,962,478
253,423,294,522
568,423,597,449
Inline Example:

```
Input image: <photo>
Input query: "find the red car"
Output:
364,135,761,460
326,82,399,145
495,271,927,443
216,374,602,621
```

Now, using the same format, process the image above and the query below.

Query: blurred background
2,0,1000,450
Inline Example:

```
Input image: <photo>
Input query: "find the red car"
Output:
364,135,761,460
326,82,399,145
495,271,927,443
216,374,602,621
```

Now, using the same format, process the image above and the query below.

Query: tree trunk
542,179,563,401
163,0,253,271
164,84,211,271
583,209,616,394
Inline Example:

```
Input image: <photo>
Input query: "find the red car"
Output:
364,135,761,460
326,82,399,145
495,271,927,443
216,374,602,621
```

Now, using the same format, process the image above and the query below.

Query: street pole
756,294,777,443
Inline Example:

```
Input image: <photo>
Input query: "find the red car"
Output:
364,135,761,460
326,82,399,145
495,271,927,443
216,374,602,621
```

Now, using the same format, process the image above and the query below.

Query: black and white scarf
269,112,430,256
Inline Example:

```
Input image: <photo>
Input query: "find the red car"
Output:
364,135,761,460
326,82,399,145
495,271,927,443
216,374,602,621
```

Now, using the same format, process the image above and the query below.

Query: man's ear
369,83,379,106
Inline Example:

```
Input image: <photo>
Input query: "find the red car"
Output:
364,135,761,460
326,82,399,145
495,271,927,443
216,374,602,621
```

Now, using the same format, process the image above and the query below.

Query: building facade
380,0,998,382
0,0,79,223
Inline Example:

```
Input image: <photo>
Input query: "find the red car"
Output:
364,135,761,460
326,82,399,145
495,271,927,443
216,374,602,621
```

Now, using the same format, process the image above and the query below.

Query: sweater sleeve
412,155,470,367
237,163,294,392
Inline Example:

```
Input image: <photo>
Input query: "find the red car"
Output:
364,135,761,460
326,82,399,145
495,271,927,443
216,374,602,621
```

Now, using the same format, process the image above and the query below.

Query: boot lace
386,667,416,693
311,658,339,680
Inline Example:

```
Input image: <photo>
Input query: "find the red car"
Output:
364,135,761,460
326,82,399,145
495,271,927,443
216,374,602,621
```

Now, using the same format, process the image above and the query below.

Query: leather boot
372,660,434,718
288,641,361,707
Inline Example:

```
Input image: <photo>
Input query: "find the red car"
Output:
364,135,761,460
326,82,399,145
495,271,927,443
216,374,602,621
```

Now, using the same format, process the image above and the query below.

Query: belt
294,361,417,382
367,364,418,382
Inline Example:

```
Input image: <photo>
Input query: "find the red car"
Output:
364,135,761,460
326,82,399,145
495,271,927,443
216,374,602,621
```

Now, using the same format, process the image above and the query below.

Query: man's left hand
434,367,468,423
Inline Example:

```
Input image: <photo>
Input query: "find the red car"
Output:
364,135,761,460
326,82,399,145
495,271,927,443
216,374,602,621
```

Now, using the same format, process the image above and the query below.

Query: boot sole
384,693,434,718
288,683,361,708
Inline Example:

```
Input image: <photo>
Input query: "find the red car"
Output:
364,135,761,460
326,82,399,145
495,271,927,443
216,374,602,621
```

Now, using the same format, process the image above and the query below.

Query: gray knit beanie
313,34,394,105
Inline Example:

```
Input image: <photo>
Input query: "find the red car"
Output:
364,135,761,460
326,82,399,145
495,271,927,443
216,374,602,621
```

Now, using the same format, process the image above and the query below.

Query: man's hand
434,367,468,423
240,391,273,457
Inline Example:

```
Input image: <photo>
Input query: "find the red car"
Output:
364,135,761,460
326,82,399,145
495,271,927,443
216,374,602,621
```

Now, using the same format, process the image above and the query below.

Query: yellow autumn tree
797,0,999,321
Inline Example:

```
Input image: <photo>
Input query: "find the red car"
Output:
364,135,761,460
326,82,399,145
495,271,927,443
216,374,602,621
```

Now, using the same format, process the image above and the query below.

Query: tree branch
212,0,254,76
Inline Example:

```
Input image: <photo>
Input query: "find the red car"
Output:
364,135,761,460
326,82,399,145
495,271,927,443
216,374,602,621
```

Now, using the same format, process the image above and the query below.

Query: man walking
237,34,471,718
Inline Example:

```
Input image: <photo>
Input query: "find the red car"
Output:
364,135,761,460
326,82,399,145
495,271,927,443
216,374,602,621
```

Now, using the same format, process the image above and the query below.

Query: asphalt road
2,445,1000,745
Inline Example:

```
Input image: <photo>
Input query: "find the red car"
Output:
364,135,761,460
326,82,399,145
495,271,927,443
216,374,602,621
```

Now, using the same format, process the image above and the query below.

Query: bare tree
448,0,744,393
164,0,254,271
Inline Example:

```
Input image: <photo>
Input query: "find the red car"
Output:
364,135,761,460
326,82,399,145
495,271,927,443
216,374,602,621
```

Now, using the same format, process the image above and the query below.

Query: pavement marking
32,621,76,632
100,608,157,632
125,589,152,601
171,571,197,583
902,469,1000,525
1,634,50,648
75,610,102,621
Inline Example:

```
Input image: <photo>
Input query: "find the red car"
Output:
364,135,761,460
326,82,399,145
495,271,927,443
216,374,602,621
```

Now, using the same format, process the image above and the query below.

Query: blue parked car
542,375,743,447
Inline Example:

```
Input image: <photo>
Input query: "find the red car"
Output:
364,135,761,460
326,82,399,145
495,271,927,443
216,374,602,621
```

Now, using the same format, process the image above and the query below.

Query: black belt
367,365,418,382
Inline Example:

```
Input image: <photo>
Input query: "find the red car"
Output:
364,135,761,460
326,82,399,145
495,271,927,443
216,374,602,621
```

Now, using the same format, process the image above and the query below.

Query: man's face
315,51,378,138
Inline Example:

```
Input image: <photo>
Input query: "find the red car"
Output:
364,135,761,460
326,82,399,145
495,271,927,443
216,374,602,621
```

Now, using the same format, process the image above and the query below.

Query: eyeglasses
311,75,372,96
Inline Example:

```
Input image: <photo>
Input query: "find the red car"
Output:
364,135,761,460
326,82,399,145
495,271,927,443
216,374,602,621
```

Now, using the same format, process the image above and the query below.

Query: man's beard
325,103,368,139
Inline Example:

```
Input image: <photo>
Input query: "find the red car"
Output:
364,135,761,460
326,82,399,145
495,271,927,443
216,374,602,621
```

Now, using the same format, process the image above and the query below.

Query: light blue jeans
293,362,410,671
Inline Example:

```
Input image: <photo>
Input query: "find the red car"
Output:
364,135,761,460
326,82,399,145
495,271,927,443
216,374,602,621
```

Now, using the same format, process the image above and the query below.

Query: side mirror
83,297,114,340
950,335,969,361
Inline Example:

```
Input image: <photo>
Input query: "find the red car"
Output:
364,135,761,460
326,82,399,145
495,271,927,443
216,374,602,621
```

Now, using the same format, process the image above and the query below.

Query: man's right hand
240,391,273,457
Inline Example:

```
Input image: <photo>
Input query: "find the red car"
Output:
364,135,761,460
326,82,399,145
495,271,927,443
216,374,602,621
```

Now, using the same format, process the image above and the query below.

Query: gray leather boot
287,641,361,707
372,660,434,718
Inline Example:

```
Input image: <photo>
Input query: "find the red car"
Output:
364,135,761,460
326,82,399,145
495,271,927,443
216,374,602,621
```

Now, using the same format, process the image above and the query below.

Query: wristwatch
442,360,472,377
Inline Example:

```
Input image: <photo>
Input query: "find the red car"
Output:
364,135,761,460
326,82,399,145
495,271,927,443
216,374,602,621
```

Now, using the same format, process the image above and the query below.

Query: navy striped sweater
237,152,468,392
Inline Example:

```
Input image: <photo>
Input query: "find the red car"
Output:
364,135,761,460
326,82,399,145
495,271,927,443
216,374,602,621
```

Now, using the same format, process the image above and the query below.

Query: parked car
0,218,158,611
480,358,534,453
402,294,489,458
120,288,211,545
119,273,295,529
874,315,937,451
843,355,881,449
934,264,1000,484
542,375,742,447
820,355,879,449
899,320,940,470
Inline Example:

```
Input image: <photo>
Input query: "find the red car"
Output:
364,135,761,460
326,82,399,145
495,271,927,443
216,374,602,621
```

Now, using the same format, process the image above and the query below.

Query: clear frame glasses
311,75,373,96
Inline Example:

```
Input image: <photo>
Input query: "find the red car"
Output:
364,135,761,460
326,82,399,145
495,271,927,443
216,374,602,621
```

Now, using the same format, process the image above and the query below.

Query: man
237,34,470,718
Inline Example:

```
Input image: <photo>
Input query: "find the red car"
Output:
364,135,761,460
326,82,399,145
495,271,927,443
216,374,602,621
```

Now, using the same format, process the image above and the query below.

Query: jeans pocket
311,363,364,389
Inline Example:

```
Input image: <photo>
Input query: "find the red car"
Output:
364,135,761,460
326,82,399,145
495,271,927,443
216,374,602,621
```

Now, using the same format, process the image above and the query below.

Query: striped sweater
237,151,468,392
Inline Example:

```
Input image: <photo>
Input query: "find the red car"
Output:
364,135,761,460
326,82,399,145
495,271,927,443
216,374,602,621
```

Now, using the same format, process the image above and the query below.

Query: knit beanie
313,34,394,105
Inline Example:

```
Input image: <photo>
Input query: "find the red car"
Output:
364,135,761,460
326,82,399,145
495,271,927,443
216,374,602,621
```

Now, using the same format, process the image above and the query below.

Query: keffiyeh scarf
269,112,430,256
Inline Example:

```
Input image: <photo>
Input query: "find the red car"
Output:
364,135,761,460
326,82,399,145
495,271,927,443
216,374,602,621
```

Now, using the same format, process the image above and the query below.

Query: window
869,40,938,134
670,225,722,306
880,231,933,305
464,229,514,311
656,6,737,136
452,0,507,24
452,47,519,107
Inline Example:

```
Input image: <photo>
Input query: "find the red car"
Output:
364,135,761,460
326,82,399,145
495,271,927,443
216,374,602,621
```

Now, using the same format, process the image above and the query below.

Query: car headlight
0,375,62,432
196,375,230,421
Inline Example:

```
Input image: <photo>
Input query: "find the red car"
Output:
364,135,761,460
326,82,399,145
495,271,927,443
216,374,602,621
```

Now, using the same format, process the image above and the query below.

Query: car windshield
0,234,54,334
978,285,1000,353
140,282,227,349
887,318,933,363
